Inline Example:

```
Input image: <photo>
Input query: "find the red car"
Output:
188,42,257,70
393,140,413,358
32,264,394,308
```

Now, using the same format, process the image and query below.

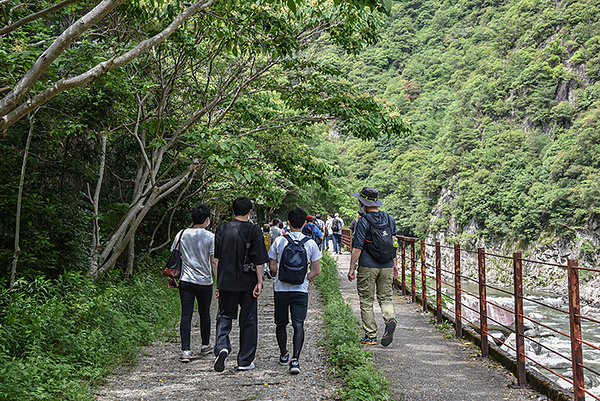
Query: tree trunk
89,132,107,274
9,112,35,289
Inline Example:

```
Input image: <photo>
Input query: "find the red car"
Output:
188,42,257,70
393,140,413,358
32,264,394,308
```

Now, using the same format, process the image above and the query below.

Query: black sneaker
381,320,397,347
289,359,300,374
279,352,290,365
213,349,228,372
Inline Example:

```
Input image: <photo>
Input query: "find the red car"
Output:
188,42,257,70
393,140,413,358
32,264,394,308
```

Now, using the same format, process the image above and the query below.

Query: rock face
425,182,600,306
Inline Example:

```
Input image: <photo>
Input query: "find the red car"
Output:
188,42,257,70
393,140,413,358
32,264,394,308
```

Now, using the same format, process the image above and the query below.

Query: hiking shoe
213,349,228,372
279,352,290,365
381,319,397,347
289,359,300,374
201,341,214,355
361,336,377,345
238,362,255,371
180,350,192,363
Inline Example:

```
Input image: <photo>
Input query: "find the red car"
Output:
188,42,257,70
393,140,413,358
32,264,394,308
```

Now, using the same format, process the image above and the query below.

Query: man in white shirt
268,207,321,374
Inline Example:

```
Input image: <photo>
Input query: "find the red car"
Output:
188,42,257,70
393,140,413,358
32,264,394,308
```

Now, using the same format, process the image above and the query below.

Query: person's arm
211,255,218,278
253,266,263,297
269,258,278,273
307,259,320,281
348,247,361,281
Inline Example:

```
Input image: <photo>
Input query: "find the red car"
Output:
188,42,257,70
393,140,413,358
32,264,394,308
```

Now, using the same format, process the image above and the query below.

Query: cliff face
426,183,600,306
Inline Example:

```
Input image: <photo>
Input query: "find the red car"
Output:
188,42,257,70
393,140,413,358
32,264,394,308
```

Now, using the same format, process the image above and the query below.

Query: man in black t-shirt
213,197,269,372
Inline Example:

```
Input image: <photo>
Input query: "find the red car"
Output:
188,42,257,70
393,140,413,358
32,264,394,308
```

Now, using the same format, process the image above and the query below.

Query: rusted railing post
454,243,462,338
568,259,585,401
478,248,488,358
401,239,406,295
436,241,442,324
513,252,526,386
421,239,427,312
411,241,416,303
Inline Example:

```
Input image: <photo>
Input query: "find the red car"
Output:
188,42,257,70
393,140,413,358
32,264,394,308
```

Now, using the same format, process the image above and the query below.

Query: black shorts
274,291,309,327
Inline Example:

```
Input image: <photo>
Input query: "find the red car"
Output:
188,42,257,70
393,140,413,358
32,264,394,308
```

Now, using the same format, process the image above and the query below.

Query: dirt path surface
95,276,341,401
332,251,550,401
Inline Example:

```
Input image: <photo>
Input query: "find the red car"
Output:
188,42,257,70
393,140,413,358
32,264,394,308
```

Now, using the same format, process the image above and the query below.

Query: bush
314,252,392,401
0,267,180,400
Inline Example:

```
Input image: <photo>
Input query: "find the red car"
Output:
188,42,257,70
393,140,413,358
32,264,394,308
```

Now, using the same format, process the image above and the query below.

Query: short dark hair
278,221,283,229
315,213,321,219
272,218,280,225
191,204,210,225
232,196,253,216
288,207,307,229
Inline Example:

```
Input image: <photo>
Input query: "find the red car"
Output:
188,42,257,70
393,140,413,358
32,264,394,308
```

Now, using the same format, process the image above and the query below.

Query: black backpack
278,234,310,284
363,213,396,264
303,223,322,245
331,218,341,232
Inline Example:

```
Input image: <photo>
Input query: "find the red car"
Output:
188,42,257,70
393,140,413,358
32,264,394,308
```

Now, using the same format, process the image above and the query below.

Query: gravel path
94,277,341,401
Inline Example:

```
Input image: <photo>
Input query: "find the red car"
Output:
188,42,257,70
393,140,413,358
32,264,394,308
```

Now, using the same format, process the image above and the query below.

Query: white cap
334,213,339,217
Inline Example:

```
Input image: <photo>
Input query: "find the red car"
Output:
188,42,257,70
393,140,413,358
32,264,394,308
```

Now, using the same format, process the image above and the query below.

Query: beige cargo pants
356,265,397,339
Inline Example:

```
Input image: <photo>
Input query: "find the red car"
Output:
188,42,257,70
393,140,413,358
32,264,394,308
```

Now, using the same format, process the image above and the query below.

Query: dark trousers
215,289,257,367
333,233,342,252
179,280,212,350
274,291,308,360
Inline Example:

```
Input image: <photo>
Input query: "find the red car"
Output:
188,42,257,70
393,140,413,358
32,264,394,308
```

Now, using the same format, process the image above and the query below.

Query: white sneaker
180,350,192,363
237,362,255,371
201,341,214,355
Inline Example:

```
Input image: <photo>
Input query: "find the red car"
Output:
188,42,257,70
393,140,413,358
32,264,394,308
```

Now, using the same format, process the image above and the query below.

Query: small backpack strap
283,234,294,243
300,236,310,244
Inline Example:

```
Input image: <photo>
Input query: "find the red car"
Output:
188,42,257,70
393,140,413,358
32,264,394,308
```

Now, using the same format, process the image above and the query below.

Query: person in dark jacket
347,187,398,346
213,197,269,372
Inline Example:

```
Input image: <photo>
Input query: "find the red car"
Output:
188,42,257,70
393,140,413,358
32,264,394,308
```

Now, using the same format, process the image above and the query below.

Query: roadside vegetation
314,252,392,401
0,266,180,401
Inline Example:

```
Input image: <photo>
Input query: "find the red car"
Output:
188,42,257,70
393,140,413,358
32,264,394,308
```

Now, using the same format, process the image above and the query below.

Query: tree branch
0,0,82,36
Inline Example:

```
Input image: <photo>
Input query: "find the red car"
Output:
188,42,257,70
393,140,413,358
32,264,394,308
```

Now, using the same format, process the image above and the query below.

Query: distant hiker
325,214,333,250
314,214,326,251
213,197,269,372
268,207,321,374
347,187,398,346
279,220,286,235
349,212,364,250
270,218,282,247
172,204,218,363
302,215,324,248
331,213,344,254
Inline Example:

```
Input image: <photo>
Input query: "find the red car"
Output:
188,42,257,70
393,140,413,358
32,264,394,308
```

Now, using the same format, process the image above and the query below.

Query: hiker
331,213,344,254
270,218,282,247
347,187,398,346
171,204,218,363
348,212,364,250
213,197,269,372
314,214,326,250
268,207,321,374
302,215,324,248
325,214,333,250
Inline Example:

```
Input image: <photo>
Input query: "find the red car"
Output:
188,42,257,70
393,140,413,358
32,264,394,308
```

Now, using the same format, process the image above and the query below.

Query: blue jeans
325,234,332,249
333,233,342,253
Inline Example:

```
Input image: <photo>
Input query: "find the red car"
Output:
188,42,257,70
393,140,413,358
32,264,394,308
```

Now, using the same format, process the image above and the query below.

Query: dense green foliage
314,252,392,401
0,268,180,400
308,0,600,245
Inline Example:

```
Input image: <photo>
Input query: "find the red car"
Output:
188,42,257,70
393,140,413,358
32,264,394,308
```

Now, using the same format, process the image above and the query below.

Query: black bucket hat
352,187,383,207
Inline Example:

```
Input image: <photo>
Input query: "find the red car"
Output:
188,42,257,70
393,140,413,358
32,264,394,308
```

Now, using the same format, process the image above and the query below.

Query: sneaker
361,336,377,345
381,319,397,347
180,350,192,363
289,359,300,374
213,349,228,372
201,341,214,355
279,352,290,365
237,362,255,371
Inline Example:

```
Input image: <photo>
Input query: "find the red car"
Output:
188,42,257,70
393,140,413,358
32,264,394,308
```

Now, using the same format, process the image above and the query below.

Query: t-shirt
268,231,322,293
171,228,214,286
325,218,333,236
269,225,282,246
352,211,397,268
214,219,269,292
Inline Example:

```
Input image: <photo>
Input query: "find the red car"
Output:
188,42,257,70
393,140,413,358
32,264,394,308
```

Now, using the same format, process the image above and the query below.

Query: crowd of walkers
167,186,399,375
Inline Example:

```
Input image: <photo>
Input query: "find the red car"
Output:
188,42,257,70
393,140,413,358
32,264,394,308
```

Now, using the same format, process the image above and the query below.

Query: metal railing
396,236,600,401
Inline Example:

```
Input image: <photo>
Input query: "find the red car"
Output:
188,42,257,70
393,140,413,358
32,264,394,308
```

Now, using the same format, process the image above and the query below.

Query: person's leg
274,292,290,357
237,290,258,367
325,234,330,249
179,281,196,351
332,234,339,253
215,290,237,355
356,265,377,339
289,292,309,359
376,267,396,323
196,284,213,346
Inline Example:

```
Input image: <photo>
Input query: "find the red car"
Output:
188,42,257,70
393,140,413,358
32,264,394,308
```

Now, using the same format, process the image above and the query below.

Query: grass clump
314,252,392,401
0,267,180,400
